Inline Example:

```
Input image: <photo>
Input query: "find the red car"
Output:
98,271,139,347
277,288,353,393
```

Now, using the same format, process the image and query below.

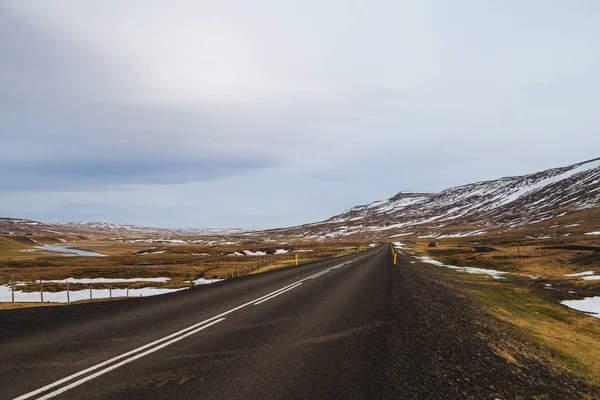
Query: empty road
0,245,591,399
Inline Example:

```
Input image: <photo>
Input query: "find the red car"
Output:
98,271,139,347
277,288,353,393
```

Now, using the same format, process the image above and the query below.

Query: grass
404,237,600,385
468,277,600,384
0,237,28,257
0,235,369,309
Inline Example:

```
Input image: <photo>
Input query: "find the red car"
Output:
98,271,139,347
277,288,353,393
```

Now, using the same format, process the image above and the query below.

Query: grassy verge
409,238,600,386
468,277,600,385
0,237,370,310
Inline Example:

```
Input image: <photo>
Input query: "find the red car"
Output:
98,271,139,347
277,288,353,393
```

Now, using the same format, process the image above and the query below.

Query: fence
1,252,304,304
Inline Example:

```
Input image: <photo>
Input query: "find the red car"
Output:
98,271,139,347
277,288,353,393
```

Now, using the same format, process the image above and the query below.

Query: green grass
457,275,600,385
0,237,27,257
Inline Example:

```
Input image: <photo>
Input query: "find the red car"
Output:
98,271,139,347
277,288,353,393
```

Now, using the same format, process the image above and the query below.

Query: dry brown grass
0,236,367,308
400,238,600,385
469,279,600,385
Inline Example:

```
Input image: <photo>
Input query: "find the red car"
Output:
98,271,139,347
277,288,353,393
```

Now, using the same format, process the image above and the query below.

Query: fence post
40,280,44,303
89,284,92,300
66,281,70,303
126,288,130,297
11,275,15,303
109,285,112,298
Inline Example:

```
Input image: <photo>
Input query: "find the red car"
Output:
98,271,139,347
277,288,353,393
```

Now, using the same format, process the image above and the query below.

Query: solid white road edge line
36,318,226,400
253,282,304,305
14,253,369,400
14,273,329,400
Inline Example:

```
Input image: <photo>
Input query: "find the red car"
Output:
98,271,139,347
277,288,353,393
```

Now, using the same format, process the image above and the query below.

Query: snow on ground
243,250,267,256
126,238,187,244
584,231,600,235
523,274,541,280
1,276,226,302
42,277,170,284
565,271,595,277
228,252,244,256
582,275,600,281
275,249,290,254
392,242,405,248
137,250,167,256
0,286,185,303
419,230,487,239
561,296,600,318
416,256,507,279
190,278,223,285
434,230,487,239
294,249,314,252
123,238,241,245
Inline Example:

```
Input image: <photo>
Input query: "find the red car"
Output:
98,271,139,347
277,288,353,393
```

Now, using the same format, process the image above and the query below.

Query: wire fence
1,252,302,304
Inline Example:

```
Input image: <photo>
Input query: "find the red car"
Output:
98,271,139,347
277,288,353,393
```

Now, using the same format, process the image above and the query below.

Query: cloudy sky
1,1,599,228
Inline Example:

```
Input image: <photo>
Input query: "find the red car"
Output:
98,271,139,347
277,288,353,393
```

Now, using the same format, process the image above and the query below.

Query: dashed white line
310,269,331,279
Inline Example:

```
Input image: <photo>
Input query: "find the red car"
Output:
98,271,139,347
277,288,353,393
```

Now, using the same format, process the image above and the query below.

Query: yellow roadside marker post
394,252,397,265
295,254,299,266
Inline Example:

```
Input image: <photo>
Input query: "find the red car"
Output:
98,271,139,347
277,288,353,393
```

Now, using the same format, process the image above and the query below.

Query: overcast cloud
1,0,599,227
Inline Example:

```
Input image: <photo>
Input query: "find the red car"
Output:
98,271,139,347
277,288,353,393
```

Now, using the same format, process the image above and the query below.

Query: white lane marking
310,269,331,279
331,262,349,270
15,253,370,400
253,282,304,305
36,318,225,400
13,279,313,400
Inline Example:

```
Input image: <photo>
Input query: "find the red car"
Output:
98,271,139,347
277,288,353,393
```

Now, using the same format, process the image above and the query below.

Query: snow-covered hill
267,157,600,239
55,222,256,237
0,218,255,237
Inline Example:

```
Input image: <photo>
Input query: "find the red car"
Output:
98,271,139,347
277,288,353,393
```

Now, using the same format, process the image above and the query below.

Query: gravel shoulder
386,254,600,399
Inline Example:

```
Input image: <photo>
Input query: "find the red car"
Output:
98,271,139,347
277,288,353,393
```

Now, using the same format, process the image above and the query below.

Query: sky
1,0,599,228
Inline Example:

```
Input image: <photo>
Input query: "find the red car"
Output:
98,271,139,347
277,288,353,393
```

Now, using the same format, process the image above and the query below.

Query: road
0,245,591,399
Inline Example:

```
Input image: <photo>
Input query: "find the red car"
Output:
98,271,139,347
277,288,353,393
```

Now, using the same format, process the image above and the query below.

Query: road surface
0,245,591,399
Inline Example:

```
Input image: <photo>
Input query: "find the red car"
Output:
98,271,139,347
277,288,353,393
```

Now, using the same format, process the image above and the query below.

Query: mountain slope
269,157,600,239
0,218,253,237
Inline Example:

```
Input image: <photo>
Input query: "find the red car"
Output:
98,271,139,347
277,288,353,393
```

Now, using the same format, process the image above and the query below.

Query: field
0,233,373,307
401,235,600,385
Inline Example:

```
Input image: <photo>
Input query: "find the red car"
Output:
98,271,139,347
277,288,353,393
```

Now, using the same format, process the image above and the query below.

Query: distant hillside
0,218,254,238
265,157,600,239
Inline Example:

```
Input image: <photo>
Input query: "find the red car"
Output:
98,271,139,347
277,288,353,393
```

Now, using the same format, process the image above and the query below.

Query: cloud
2,1,600,227
0,157,277,192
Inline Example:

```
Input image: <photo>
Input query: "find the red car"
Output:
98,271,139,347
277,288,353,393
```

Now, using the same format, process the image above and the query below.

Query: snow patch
190,278,223,285
43,277,170,284
137,250,167,256
565,271,595,277
0,286,184,303
582,275,600,281
561,296,600,318
416,256,507,279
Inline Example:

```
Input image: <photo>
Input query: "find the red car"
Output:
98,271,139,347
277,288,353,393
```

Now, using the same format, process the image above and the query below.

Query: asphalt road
0,245,592,399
